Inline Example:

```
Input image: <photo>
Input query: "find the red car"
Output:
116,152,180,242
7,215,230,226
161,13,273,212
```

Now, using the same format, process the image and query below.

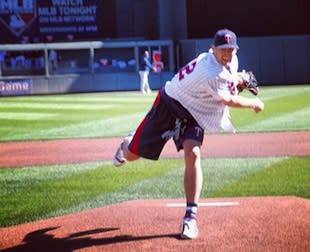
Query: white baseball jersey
165,51,239,132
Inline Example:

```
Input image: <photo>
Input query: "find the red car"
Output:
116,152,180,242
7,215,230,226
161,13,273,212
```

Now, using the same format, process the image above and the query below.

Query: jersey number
178,59,197,81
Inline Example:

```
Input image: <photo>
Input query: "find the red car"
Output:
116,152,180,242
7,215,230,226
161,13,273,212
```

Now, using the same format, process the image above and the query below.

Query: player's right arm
219,95,264,113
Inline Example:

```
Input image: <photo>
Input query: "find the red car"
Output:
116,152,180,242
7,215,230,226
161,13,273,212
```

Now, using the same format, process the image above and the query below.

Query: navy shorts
128,87,204,160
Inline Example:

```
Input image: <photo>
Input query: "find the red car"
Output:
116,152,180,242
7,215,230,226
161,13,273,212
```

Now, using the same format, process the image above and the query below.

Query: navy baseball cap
213,29,239,49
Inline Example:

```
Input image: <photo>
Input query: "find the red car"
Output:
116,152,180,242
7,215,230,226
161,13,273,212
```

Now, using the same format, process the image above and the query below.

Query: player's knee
184,146,201,162
183,140,201,158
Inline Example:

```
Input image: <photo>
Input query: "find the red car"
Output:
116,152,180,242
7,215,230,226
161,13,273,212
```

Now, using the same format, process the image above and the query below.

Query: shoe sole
180,233,198,239
180,221,199,239
113,145,126,166
113,158,125,166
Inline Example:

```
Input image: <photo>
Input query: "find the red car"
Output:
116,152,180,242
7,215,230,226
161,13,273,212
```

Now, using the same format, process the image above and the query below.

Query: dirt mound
1,197,309,251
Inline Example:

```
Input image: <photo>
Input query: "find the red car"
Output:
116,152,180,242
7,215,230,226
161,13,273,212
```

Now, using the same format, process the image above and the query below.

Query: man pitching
113,28,264,239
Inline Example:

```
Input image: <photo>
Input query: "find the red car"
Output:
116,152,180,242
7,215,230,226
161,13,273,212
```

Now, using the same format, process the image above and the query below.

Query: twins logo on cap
224,34,232,43
213,29,239,49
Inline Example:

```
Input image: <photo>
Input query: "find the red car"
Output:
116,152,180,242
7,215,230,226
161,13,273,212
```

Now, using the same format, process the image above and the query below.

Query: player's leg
159,88,204,238
123,134,140,161
145,72,152,94
143,71,150,94
113,89,174,166
183,139,203,204
142,71,149,94
139,70,146,94
180,138,202,239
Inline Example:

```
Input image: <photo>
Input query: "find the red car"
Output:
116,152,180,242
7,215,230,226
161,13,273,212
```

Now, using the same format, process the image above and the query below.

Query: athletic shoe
180,218,199,239
113,132,134,167
113,142,126,166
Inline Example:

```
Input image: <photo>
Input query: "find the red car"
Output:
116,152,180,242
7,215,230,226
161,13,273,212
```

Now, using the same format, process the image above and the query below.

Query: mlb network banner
0,78,32,96
0,0,103,42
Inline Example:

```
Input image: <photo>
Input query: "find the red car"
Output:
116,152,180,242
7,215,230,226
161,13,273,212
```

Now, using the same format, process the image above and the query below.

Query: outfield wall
0,72,174,95
33,72,174,94
0,35,309,96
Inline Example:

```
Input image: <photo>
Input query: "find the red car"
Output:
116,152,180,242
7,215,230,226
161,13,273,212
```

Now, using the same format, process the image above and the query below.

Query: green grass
230,85,310,130
0,92,154,141
209,157,310,198
0,159,184,227
0,85,309,141
1,156,309,227
0,85,309,227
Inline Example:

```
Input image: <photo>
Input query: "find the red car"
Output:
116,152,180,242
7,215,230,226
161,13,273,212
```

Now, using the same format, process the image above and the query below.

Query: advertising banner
0,0,110,43
0,78,32,96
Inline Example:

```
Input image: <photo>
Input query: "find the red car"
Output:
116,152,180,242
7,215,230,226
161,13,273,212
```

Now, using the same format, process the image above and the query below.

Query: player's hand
251,97,264,113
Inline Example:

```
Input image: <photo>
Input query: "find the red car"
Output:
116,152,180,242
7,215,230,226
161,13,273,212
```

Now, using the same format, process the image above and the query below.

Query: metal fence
0,40,174,78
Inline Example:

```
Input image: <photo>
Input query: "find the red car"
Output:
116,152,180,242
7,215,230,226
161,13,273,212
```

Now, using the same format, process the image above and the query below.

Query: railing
0,40,174,78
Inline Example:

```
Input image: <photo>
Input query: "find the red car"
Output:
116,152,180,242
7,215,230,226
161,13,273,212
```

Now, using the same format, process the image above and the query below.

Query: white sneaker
113,142,126,166
113,132,134,167
180,218,199,239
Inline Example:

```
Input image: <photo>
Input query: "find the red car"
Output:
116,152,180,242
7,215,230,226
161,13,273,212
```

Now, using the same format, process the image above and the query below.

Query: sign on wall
0,0,36,37
38,0,98,36
0,78,32,96
0,0,107,43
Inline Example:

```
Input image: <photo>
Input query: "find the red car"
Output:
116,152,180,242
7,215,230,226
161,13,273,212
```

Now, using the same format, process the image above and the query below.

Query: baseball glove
237,71,259,96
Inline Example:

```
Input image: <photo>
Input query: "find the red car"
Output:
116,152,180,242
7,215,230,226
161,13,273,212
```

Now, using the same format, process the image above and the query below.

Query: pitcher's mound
1,196,309,252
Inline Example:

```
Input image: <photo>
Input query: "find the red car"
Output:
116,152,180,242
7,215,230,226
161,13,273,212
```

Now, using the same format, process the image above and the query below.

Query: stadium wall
179,35,310,85
0,35,309,96
25,72,174,95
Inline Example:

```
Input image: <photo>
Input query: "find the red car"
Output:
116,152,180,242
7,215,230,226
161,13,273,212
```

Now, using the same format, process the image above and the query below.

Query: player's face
212,47,236,66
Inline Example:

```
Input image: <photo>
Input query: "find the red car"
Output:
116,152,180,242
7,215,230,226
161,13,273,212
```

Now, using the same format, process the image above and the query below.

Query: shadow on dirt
2,226,180,252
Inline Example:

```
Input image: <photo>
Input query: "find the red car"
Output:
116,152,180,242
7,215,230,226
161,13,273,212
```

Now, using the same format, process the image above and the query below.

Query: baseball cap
213,29,239,49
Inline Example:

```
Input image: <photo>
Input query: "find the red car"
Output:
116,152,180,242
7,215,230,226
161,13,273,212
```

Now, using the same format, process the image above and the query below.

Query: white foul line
166,202,239,207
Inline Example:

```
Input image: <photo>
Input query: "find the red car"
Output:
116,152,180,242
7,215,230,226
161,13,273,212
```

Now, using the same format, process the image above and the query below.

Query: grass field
0,85,309,141
0,85,309,227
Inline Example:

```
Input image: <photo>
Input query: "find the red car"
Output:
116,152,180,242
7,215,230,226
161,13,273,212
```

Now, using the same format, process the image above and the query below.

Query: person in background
139,50,156,94
46,35,58,72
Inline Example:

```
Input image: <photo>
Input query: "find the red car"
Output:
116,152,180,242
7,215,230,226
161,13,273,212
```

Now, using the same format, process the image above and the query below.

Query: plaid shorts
128,87,204,160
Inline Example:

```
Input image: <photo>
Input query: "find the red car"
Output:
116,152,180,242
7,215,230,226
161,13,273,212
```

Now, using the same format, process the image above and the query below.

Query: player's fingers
251,98,264,113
